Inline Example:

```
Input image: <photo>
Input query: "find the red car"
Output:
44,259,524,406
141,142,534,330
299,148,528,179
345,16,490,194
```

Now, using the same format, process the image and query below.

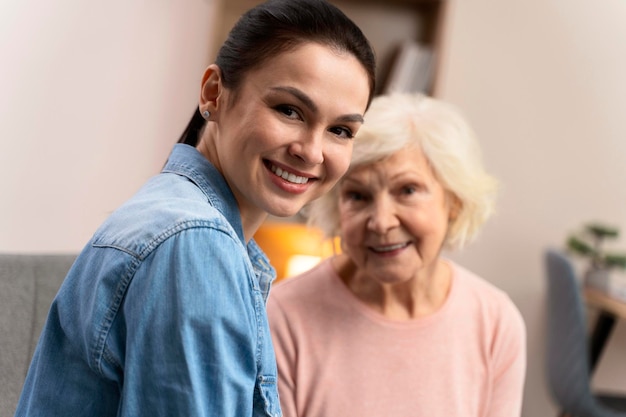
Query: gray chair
0,254,77,417
544,249,626,417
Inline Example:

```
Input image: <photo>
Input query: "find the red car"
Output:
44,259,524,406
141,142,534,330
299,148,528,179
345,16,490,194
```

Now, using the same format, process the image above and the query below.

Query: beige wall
0,0,217,252
439,0,626,415
2,0,626,416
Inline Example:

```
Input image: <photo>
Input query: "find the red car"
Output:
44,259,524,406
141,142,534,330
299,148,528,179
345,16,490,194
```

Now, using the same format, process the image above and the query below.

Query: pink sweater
267,259,526,417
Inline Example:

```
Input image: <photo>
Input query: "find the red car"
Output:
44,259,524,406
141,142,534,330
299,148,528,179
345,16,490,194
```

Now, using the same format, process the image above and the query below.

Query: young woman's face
337,147,455,285
210,42,370,221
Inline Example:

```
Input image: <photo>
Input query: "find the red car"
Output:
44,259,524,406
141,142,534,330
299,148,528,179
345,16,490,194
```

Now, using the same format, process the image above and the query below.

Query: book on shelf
384,40,434,94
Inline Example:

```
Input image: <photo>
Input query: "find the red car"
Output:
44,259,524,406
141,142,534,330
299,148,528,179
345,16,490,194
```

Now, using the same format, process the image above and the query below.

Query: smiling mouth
370,242,410,253
269,163,311,184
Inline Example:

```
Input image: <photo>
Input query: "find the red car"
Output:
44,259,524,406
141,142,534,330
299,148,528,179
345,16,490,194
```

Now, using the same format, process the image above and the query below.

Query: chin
267,204,301,218
265,194,313,218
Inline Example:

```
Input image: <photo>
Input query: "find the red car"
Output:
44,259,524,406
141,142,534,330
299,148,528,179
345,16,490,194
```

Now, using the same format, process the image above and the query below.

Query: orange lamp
253,221,339,282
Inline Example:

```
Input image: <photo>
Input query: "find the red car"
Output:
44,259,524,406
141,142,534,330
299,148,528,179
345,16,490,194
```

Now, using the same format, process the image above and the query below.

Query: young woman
268,93,526,417
15,1,375,416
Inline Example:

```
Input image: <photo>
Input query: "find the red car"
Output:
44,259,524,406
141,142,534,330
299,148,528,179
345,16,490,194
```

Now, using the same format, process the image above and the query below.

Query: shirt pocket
255,375,282,417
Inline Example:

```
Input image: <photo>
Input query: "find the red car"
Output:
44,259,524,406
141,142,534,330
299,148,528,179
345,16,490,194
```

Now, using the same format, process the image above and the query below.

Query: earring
202,110,210,120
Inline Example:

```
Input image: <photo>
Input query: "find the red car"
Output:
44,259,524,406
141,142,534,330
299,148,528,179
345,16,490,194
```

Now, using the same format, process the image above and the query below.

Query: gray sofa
0,254,77,416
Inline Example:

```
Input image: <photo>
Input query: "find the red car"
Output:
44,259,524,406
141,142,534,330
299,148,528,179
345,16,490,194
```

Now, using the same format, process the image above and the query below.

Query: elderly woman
267,93,526,417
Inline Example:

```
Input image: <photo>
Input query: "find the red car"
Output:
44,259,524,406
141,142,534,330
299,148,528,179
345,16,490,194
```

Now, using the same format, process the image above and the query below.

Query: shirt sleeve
487,296,527,417
267,292,299,417
112,226,259,416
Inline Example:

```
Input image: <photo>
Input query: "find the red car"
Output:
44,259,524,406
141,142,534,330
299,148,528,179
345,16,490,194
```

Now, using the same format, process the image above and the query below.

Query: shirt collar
162,144,276,295
162,143,244,243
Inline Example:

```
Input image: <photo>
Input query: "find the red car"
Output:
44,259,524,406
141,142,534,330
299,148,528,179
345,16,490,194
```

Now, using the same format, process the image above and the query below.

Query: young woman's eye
275,105,301,120
328,126,354,139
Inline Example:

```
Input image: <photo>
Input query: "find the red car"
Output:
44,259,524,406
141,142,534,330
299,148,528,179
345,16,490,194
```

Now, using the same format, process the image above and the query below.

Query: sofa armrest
0,254,76,416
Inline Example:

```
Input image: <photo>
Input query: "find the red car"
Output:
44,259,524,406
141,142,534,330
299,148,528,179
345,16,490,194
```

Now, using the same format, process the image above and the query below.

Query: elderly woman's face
337,147,454,284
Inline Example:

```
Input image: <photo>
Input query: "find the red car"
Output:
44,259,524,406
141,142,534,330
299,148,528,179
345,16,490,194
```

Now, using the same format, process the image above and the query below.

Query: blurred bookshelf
210,0,449,96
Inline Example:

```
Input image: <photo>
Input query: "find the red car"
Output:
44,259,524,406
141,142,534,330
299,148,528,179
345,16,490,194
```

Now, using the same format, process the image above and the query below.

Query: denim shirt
15,144,281,417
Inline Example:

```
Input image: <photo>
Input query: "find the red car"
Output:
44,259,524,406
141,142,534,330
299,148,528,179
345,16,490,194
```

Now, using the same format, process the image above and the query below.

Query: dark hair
178,0,376,146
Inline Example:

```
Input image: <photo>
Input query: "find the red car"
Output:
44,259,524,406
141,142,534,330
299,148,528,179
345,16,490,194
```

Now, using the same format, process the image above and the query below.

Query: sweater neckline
324,258,459,328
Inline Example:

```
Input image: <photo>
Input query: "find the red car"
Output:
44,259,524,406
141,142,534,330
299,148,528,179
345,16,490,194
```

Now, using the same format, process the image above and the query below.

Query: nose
289,129,324,165
367,196,399,234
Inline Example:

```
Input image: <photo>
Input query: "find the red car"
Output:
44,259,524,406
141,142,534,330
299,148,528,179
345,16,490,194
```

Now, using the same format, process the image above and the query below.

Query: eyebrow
340,176,367,187
270,86,364,124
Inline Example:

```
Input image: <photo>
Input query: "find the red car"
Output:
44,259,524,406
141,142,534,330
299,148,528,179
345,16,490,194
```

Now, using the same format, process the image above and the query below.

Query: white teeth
271,164,309,184
372,243,407,253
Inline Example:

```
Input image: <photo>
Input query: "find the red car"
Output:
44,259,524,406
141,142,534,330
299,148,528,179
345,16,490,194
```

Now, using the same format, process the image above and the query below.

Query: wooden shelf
585,287,626,319
210,0,449,95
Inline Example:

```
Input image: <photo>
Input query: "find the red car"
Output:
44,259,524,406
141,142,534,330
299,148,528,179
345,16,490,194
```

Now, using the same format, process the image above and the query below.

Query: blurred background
2,0,626,415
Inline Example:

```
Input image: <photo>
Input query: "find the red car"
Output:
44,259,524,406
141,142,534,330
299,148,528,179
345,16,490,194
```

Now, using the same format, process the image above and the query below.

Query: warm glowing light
253,222,339,282
285,255,323,278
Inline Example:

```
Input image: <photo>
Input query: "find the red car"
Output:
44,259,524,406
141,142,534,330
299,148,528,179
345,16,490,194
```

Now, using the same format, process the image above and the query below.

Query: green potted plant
566,222,626,292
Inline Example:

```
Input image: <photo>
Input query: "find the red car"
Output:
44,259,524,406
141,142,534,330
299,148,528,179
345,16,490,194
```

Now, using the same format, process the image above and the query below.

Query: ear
448,194,462,222
199,64,223,115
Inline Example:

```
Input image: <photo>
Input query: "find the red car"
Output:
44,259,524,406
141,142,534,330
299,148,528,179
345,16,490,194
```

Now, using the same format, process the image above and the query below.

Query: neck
333,255,452,320
241,212,269,243
196,128,267,243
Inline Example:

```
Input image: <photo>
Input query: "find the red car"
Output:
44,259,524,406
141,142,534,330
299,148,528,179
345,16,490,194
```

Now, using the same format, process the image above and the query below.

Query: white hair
304,92,498,250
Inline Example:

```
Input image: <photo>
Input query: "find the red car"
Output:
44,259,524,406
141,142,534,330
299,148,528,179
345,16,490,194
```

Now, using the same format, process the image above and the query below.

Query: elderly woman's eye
403,186,417,195
344,191,364,201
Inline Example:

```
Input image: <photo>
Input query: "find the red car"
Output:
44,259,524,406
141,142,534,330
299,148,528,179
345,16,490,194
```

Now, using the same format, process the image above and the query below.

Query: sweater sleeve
486,296,527,417
267,293,299,417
